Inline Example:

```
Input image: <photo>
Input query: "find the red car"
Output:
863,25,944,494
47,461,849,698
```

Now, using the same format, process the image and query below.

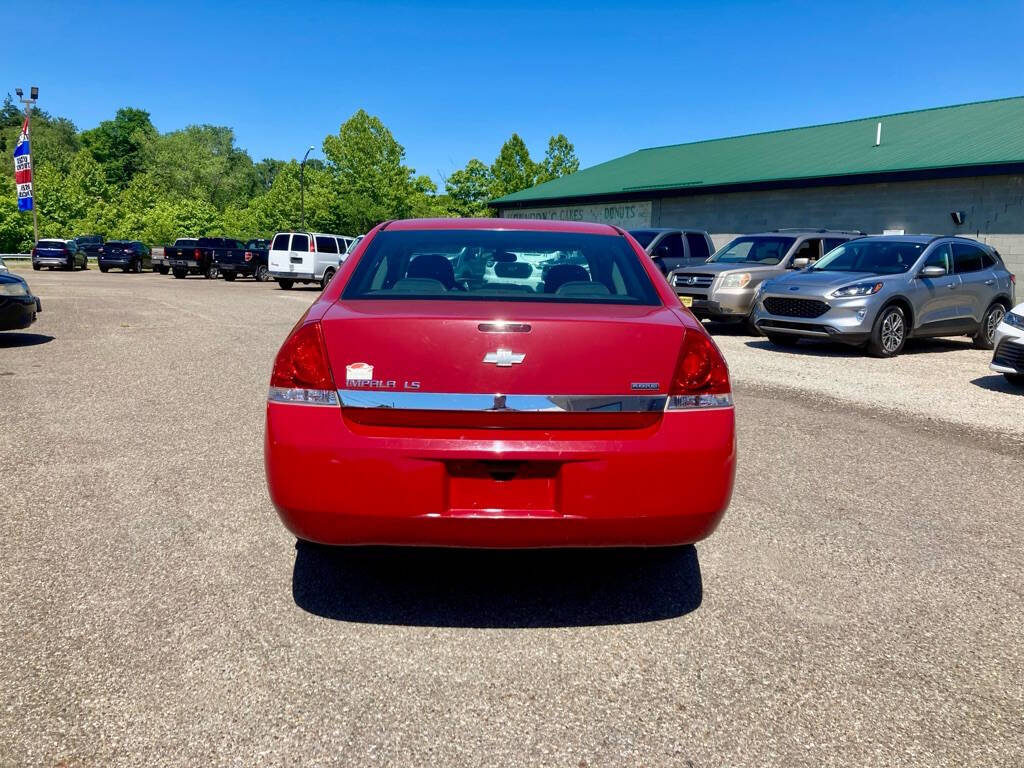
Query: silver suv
667,230,862,328
753,235,1016,357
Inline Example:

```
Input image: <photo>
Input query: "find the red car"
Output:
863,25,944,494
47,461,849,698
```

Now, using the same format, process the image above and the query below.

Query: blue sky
6,0,1024,184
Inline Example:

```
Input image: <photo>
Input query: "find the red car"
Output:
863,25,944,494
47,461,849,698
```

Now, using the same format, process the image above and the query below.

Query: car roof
628,227,705,234
385,217,620,235
745,230,863,237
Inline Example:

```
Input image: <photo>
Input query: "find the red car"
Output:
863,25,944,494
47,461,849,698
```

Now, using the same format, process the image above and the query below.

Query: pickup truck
168,237,226,279
217,238,271,282
162,238,199,277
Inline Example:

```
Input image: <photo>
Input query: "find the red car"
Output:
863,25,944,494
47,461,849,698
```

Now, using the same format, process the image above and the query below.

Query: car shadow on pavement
0,332,54,348
970,375,1024,395
743,337,974,357
292,542,702,628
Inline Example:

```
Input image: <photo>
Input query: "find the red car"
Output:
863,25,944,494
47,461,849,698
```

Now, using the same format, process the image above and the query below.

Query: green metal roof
493,97,1024,206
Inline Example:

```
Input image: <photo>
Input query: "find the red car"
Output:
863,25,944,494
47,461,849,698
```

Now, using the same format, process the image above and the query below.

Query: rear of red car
265,219,735,547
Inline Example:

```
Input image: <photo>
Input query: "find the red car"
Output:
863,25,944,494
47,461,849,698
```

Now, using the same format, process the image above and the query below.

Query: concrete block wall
654,174,1024,279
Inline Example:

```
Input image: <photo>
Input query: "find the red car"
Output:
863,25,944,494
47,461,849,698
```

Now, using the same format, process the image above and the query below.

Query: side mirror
791,257,810,269
918,265,946,278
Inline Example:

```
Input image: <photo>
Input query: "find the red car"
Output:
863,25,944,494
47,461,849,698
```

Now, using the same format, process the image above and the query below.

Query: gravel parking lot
2,269,1021,767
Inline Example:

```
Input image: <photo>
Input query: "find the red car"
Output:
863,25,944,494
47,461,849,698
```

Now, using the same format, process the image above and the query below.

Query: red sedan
265,218,735,547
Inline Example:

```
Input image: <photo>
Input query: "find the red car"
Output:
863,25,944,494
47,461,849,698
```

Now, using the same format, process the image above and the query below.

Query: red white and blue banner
14,117,33,212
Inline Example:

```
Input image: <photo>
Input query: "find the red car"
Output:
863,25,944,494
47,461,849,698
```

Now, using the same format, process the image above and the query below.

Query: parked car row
638,227,1018,385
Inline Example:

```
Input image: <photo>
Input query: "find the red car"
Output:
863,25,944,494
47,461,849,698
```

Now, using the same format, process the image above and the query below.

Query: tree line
0,97,579,252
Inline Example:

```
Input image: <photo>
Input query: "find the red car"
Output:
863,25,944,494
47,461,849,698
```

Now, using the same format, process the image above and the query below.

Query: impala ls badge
483,348,525,367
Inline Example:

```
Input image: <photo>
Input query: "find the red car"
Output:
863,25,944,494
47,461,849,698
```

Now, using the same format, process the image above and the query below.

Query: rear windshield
812,240,924,274
76,236,101,245
38,240,66,248
174,239,198,247
343,230,660,305
628,230,660,248
709,236,795,265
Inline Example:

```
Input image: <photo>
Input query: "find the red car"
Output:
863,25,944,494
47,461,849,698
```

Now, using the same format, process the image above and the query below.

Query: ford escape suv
753,235,1016,357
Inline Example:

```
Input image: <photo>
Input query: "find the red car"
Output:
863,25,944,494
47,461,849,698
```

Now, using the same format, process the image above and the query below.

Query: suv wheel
205,264,220,279
223,271,236,282
321,268,336,290
172,268,187,279
158,266,169,275
99,265,109,273
278,279,293,290
132,259,142,273
972,303,1005,350
868,304,907,357
255,265,269,282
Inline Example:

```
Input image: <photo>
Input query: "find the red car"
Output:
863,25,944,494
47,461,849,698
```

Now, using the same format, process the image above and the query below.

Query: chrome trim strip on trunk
336,390,668,412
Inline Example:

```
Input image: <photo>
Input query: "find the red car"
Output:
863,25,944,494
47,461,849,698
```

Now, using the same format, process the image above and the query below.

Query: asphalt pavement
1,269,1021,767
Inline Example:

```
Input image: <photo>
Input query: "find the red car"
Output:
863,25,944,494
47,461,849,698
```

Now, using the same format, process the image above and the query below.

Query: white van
268,231,357,289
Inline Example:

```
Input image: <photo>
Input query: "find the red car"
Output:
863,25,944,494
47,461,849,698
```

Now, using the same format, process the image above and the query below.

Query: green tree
80,107,156,187
445,158,493,217
489,133,541,199
148,125,260,210
323,109,431,232
538,133,579,183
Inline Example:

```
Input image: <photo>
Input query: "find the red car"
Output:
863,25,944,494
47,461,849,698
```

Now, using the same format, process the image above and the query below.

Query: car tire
132,259,142,273
223,271,236,282
158,266,169,275
99,265,109,273
765,332,801,347
255,265,269,282
972,303,1006,350
172,268,187,279
1005,373,1024,386
205,264,219,280
278,279,293,290
66,258,74,271
320,268,336,290
867,304,907,358
32,263,40,271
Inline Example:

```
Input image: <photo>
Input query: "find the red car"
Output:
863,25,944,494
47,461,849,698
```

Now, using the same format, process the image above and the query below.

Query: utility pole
15,86,39,245
300,145,314,231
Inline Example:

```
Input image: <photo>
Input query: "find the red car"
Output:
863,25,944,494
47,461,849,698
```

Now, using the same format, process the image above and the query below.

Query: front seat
407,254,455,289
544,264,589,293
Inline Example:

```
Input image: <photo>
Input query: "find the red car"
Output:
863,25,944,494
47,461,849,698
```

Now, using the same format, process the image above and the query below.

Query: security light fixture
15,88,23,97
30,86,39,100
950,211,966,226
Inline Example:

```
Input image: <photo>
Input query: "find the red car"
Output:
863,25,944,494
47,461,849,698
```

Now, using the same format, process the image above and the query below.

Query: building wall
654,174,1024,277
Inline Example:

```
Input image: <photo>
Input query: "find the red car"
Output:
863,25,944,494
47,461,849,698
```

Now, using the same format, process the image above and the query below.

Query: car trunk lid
321,300,684,428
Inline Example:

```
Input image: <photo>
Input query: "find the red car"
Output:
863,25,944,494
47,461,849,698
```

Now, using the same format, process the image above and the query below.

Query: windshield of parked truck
812,240,923,274
628,230,660,248
708,237,795,265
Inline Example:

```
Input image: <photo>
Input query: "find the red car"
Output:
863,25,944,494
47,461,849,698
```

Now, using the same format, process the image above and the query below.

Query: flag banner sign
14,117,33,212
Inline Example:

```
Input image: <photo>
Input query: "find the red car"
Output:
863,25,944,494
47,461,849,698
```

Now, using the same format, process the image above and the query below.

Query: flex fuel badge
345,362,373,382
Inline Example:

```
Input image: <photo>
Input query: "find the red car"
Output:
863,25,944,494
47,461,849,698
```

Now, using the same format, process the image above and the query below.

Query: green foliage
0,99,579,252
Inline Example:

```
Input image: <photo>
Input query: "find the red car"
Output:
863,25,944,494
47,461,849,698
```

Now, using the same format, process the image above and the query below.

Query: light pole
15,86,39,245
300,145,315,231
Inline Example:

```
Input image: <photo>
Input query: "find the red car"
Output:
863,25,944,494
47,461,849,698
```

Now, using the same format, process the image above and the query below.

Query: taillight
31,247,37,256
308,239,315,253
268,321,338,405
244,251,252,262
1011,274,1016,286
98,247,104,253
667,330,732,410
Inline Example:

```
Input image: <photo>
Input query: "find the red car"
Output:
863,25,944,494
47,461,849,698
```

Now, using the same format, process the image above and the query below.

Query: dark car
99,241,152,273
0,271,42,331
169,237,229,280
32,239,87,271
217,238,271,282
73,234,104,263
159,238,197,276
629,228,715,274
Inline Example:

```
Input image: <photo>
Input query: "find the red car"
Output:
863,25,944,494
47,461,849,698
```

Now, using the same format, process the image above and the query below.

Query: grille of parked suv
992,340,1024,371
763,297,831,318
673,273,714,288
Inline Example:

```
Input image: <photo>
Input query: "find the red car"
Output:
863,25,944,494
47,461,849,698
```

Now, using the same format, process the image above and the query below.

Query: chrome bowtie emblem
483,348,525,367
789,286,799,291
686,276,697,285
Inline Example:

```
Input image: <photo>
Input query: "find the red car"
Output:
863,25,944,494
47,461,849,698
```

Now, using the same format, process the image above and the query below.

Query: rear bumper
265,402,736,547
99,258,132,266
0,295,39,330
270,270,315,281
33,257,69,267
